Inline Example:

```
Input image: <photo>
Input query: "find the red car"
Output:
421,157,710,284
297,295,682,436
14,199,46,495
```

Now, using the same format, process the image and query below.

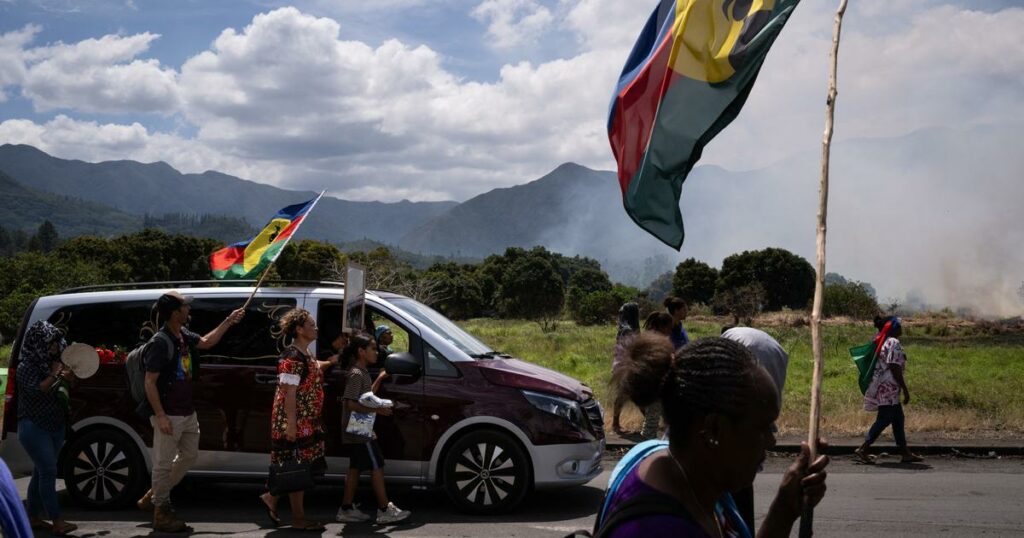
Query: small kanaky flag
210,193,323,279
609,0,800,249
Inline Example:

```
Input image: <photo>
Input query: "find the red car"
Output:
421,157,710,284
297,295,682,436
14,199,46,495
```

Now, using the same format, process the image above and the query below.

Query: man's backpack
125,331,174,404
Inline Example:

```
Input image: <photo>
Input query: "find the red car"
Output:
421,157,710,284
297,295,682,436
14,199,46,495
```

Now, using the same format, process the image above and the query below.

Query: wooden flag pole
802,0,848,536
241,262,274,311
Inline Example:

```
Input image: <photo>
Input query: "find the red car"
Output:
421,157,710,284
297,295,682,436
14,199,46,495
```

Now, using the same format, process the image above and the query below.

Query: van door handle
255,373,278,385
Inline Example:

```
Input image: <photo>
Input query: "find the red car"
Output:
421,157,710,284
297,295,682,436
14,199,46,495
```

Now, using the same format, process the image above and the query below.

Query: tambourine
61,343,100,379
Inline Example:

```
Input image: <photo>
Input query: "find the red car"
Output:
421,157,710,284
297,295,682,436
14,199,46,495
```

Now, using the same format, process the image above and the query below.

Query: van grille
581,398,604,439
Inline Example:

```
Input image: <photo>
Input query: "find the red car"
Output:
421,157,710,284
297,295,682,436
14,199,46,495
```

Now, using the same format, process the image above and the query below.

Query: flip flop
259,495,281,528
853,450,875,464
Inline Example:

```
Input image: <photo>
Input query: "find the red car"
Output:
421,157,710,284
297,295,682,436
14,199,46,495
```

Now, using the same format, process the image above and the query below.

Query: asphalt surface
16,453,1024,537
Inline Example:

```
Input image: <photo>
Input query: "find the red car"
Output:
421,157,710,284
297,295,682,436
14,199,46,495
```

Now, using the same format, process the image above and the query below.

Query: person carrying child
335,334,412,525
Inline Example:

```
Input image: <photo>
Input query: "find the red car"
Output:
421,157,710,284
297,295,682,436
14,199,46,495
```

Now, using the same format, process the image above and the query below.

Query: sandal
291,520,326,531
853,449,875,464
259,494,281,527
51,522,78,536
901,454,924,463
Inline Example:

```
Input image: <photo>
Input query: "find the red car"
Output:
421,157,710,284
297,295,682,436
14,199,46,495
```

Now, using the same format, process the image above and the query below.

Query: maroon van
1,283,605,514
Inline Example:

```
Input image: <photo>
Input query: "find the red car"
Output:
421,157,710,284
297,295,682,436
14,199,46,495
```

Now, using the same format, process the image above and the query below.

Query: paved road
17,453,1024,537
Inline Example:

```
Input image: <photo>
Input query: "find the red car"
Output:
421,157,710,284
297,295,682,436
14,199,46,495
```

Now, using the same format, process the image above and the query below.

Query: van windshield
387,298,492,357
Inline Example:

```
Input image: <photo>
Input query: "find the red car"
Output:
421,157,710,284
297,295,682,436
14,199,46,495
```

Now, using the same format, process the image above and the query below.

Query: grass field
460,318,1024,439
3,322,1020,438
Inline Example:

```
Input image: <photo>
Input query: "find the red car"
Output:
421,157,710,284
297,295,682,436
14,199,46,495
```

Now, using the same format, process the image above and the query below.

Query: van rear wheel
442,430,530,514
62,428,148,509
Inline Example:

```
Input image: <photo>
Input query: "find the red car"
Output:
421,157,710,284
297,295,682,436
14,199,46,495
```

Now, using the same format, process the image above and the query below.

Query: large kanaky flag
210,193,323,279
609,0,800,249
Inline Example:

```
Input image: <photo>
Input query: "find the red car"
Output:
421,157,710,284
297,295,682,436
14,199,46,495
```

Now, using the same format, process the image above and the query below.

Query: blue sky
0,0,1021,203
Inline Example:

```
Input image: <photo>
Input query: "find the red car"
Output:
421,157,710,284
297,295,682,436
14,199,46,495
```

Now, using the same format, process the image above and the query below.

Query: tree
275,239,346,281
823,282,879,319
672,258,718,306
36,220,60,253
717,248,815,311
565,265,613,319
0,252,107,335
425,262,486,320
497,255,565,331
712,282,766,326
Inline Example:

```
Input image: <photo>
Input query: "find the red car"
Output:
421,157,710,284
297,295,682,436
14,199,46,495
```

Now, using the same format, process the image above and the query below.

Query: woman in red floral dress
259,308,338,530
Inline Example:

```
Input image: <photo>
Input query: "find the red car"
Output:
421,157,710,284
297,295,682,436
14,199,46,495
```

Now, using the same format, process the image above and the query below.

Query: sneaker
375,502,411,524
336,504,371,523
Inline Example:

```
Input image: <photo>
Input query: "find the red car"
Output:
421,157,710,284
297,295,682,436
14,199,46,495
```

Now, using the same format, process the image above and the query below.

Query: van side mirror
385,352,422,378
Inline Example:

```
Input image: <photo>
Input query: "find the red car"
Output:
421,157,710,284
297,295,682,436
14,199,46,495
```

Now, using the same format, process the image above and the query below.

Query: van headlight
521,390,583,429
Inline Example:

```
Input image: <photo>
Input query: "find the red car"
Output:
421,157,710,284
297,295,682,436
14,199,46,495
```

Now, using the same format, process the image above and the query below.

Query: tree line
0,223,879,339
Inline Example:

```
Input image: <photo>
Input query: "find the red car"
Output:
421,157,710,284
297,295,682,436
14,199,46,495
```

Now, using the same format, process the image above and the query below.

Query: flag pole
802,0,848,536
240,191,326,311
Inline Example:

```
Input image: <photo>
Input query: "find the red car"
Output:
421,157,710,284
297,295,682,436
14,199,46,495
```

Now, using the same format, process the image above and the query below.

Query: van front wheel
442,430,530,514
61,428,148,509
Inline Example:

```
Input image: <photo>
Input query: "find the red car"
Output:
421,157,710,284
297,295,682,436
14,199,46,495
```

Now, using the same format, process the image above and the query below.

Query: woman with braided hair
593,335,829,538
258,308,335,530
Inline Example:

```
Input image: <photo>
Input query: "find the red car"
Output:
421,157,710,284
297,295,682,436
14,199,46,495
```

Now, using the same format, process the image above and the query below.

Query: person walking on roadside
637,312,673,439
664,297,690,350
15,321,78,535
611,302,640,434
335,334,411,525
855,316,924,464
259,308,334,531
721,326,790,533
138,291,244,532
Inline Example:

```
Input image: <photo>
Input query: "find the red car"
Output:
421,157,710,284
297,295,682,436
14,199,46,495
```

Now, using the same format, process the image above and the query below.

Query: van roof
34,281,407,308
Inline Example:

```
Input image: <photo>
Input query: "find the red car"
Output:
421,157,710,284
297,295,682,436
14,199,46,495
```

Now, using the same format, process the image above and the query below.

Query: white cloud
472,0,555,49
19,32,180,114
0,25,40,101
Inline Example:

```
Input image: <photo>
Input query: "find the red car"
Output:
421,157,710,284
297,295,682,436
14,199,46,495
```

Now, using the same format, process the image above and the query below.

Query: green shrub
822,282,879,319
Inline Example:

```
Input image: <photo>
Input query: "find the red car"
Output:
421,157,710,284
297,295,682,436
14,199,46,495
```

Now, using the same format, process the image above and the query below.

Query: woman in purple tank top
599,335,830,537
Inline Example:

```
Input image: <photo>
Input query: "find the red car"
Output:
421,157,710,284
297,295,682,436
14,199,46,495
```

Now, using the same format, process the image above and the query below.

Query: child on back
335,334,411,525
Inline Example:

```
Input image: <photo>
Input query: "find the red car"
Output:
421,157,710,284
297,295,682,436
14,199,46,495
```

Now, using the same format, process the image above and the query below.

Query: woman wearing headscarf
855,316,923,464
594,335,829,537
611,302,640,434
15,321,77,535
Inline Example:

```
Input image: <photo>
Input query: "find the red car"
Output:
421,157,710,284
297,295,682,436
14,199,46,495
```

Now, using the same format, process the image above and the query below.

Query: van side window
368,310,410,356
193,297,296,366
316,299,344,360
425,345,460,378
49,301,154,353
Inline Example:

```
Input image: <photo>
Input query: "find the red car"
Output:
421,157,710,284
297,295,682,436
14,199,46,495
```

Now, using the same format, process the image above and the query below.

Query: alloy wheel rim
71,441,130,503
453,442,517,506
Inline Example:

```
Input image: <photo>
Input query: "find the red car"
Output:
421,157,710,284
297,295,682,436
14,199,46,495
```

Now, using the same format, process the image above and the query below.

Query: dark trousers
865,404,907,448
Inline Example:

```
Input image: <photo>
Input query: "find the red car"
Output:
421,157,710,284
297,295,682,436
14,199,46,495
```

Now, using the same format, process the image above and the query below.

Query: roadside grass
459,318,1024,438
0,344,9,367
